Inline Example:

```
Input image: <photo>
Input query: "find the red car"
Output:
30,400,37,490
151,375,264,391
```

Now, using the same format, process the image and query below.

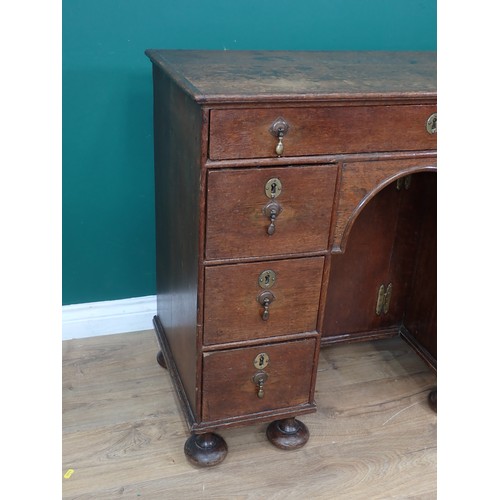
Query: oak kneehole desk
145,50,437,467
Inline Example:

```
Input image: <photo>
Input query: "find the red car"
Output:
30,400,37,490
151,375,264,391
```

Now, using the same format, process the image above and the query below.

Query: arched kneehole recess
322,167,436,373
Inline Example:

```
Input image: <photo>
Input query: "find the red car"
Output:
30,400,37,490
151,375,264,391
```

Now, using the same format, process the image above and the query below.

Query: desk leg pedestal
184,432,228,467
266,417,310,450
428,389,437,413
156,350,167,370
155,347,228,467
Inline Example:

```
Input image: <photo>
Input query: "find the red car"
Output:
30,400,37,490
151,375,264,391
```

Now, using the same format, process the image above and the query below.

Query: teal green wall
63,0,436,305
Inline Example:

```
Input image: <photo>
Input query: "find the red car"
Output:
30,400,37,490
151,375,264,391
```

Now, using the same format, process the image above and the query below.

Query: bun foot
156,350,168,370
184,432,228,467
266,417,310,450
428,389,437,413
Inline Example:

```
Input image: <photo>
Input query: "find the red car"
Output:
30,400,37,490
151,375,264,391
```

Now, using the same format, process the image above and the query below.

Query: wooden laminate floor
62,330,437,499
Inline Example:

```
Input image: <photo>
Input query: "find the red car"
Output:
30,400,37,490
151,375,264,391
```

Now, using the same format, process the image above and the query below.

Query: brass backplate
269,117,289,137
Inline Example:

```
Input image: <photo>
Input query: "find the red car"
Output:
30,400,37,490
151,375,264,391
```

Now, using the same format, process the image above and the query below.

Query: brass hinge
375,283,393,315
396,175,412,191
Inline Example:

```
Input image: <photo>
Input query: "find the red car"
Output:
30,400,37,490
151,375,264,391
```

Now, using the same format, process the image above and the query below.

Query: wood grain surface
62,330,436,499
145,51,436,102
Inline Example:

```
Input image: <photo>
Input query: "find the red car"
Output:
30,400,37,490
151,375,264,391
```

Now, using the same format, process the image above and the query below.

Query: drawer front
205,165,337,260
202,338,316,422
204,257,324,345
209,105,437,160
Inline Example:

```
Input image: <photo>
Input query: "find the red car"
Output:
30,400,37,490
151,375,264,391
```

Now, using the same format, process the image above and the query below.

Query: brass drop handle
262,299,271,321
257,379,265,398
275,131,284,156
263,199,282,236
257,290,275,321
269,117,289,157
252,371,268,399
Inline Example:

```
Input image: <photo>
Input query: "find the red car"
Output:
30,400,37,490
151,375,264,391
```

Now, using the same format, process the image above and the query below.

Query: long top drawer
209,105,436,160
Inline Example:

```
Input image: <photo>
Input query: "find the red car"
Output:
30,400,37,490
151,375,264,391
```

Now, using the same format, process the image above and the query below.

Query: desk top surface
145,50,436,103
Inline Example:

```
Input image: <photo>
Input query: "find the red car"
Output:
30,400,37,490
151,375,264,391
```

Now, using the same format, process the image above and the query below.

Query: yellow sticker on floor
64,469,74,479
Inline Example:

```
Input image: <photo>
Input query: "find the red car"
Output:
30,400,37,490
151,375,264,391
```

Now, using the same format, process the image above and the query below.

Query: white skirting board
62,295,157,340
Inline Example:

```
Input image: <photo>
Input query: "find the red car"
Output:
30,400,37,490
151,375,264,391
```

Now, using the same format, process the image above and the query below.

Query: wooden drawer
204,257,324,345
209,105,437,160
202,338,316,422
205,165,337,260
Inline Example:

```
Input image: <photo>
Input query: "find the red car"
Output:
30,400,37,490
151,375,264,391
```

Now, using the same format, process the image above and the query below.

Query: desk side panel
152,64,202,415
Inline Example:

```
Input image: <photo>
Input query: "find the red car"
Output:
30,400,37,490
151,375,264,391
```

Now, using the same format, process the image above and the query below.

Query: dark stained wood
323,179,404,338
205,165,337,260
194,107,211,421
151,64,202,418
184,433,228,467
321,327,400,346
401,173,437,367
192,401,318,434
146,50,437,464
384,174,432,325
209,105,436,160
153,316,196,429
206,149,436,170
145,50,436,103
202,338,317,422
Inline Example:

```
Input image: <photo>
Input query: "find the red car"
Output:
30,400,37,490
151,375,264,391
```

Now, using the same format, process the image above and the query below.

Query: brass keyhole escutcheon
253,352,270,370
258,269,276,289
265,178,282,199
426,112,437,134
